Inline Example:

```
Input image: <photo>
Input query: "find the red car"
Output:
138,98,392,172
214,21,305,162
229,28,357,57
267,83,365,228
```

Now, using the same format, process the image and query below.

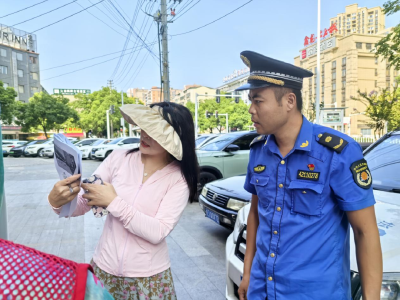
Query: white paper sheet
53,134,82,218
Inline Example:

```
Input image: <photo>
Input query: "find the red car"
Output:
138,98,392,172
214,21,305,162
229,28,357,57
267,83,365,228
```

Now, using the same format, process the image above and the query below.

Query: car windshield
92,140,105,146
195,136,208,147
200,134,240,151
108,138,123,145
364,134,400,190
34,140,47,145
27,141,37,146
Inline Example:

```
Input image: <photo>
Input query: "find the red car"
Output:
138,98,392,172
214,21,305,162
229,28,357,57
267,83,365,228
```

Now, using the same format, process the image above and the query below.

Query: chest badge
253,165,266,173
297,170,320,181
307,164,315,171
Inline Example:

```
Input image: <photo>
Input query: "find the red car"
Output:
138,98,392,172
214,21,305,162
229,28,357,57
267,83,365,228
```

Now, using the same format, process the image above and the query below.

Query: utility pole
107,80,113,95
160,0,170,101
121,91,125,137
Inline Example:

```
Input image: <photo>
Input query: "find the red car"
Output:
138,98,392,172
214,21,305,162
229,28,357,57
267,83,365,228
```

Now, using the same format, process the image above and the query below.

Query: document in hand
53,134,82,218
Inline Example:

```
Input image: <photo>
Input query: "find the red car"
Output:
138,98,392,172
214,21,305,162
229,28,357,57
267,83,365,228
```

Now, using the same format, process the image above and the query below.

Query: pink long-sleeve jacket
51,149,189,277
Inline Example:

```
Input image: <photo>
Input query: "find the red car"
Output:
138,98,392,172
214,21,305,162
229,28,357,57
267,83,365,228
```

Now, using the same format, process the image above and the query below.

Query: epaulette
250,135,265,148
317,132,349,153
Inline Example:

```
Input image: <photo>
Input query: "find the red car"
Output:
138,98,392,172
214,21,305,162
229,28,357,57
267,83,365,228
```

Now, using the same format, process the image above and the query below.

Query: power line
0,0,50,19
41,42,156,71
41,44,152,81
12,0,78,27
173,0,201,21
171,0,253,37
29,0,106,35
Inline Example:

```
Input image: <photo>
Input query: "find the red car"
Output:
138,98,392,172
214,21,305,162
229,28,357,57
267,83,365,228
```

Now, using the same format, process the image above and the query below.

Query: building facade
172,85,216,106
0,24,41,103
330,4,385,37
217,67,250,105
127,88,148,103
295,24,396,137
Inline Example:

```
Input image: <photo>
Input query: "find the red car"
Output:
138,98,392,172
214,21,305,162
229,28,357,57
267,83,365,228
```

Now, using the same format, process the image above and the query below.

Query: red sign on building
304,23,338,46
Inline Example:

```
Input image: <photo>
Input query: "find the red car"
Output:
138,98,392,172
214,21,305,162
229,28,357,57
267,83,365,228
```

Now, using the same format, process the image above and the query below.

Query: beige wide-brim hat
119,104,183,161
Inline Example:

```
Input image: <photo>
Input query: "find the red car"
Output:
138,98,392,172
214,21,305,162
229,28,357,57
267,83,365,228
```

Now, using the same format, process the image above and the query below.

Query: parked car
199,175,251,229
225,131,400,300
8,141,39,157
80,139,111,159
195,134,219,150
196,131,258,190
42,138,101,158
24,140,54,157
92,137,140,160
2,141,28,157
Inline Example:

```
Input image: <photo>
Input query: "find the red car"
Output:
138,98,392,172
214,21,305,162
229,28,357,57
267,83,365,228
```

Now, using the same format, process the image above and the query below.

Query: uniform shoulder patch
250,135,265,148
350,159,372,189
317,132,349,153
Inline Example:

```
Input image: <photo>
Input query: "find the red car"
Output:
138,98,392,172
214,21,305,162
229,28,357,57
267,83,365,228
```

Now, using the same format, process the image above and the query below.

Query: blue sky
1,0,399,93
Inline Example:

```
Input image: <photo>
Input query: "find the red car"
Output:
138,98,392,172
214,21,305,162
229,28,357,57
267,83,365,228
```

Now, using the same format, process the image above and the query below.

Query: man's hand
238,274,250,300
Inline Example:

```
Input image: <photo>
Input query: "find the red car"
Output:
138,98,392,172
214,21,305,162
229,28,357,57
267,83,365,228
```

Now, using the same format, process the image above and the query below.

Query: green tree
186,96,252,133
351,87,399,138
306,101,325,123
72,87,140,137
375,0,400,69
0,81,18,124
16,92,79,139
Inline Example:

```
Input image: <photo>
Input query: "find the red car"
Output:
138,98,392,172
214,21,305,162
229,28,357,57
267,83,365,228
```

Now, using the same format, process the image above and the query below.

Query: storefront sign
65,128,83,134
223,67,250,83
54,89,91,95
0,24,36,52
301,37,336,60
304,23,338,46
320,110,344,126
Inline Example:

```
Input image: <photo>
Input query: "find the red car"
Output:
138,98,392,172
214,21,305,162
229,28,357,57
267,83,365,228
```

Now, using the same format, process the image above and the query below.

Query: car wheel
89,153,92,160
3,154,8,157
37,149,44,157
199,171,217,192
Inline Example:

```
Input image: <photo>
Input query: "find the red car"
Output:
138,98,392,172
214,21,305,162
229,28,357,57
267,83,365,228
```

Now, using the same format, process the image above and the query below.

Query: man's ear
286,92,296,112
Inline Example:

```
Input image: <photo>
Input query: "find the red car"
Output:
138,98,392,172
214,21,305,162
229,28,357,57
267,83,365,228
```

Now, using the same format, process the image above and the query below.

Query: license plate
205,208,220,224
9,151,13,154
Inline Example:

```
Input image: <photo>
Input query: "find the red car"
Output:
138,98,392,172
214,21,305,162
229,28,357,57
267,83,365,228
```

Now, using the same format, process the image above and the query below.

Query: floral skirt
90,260,177,300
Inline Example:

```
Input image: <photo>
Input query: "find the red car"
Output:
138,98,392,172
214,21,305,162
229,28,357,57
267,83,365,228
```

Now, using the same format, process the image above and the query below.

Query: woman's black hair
126,102,199,203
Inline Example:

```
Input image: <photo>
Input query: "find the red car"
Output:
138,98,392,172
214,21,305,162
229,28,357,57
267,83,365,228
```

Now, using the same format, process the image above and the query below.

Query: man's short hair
272,87,303,111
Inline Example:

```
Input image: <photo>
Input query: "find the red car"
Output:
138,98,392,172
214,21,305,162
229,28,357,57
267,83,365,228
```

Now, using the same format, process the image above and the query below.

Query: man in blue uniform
236,51,382,300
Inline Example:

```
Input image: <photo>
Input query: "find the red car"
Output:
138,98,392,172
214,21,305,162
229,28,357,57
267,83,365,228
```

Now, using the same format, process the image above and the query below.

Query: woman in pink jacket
48,102,199,300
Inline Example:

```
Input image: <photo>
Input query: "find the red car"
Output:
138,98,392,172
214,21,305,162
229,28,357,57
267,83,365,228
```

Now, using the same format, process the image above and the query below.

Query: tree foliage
375,0,400,69
351,86,399,138
306,101,325,123
71,87,141,137
16,92,79,139
186,96,252,133
0,81,18,124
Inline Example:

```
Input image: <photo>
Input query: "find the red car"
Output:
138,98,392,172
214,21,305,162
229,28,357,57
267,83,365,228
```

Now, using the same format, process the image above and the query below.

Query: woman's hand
48,174,82,208
81,182,118,208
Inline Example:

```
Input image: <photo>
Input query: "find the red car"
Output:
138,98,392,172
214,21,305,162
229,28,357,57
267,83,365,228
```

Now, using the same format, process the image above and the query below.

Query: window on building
375,80,378,87
394,69,399,76
0,66,8,75
29,56,37,64
332,82,336,90
375,69,378,76
0,49,6,57
361,128,372,136
30,72,38,80
17,69,23,78
386,81,390,88
386,68,390,77
332,93,336,104
332,71,336,79
342,69,346,77
366,43,372,50
332,61,336,69
3,83,8,88
16,53,23,61
322,75,325,82
31,87,39,94
342,80,346,88
342,92,346,103
342,57,346,65
375,57,378,64
314,67,317,74
322,64,325,72
356,42,362,49
18,85,24,93
322,95,324,103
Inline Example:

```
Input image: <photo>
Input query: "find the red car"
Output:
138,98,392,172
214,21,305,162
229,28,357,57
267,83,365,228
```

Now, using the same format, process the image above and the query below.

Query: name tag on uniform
297,170,320,181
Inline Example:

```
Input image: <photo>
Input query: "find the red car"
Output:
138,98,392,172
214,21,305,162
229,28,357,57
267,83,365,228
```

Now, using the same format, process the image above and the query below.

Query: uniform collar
264,115,313,156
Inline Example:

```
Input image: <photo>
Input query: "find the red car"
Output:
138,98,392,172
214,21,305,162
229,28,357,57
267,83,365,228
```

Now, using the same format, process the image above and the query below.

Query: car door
223,133,258,178
119,138,140,149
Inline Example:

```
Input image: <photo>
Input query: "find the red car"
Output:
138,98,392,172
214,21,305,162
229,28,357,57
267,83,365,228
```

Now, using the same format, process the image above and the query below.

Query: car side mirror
118,143,123,146
225,144,240,152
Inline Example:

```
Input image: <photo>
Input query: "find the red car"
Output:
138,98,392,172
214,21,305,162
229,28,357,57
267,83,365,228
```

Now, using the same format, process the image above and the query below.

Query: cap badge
300,140,309,148
240,55,251,68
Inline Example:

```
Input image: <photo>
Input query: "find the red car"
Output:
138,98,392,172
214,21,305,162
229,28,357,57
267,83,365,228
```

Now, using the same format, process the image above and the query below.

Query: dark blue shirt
244,116,375,300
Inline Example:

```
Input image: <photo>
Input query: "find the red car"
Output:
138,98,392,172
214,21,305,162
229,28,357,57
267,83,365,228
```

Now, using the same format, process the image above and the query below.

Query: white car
92,137,140,160
79,139,111,159
226,131,400,300
24,139,54,157
2,141,28,156
42,138,101,158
